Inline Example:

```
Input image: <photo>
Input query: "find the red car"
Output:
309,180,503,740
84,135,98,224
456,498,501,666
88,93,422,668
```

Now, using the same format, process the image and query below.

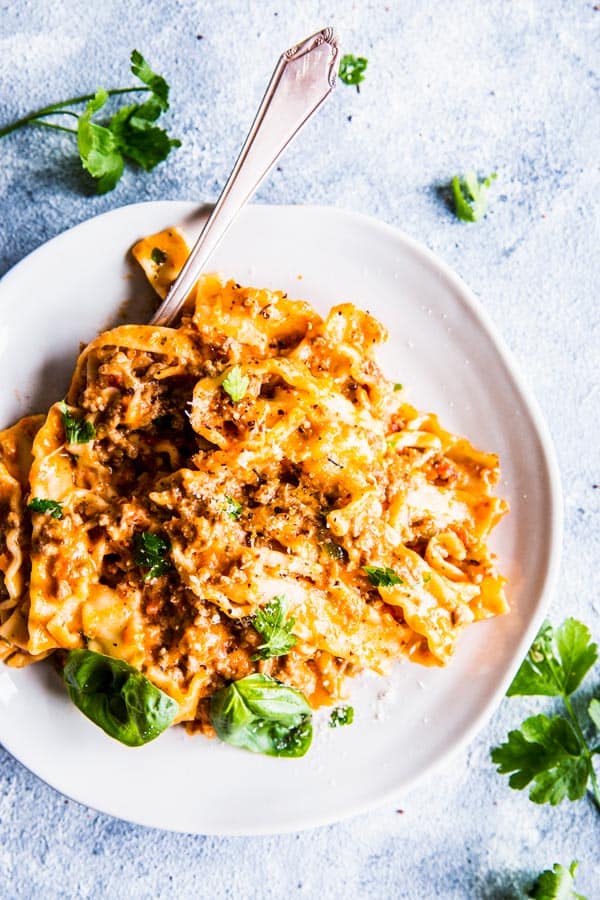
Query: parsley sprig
527,860,587,900
0,51,180,193
491,618,600,811
451,171,497,222
251,595,297,660
338,54,368,91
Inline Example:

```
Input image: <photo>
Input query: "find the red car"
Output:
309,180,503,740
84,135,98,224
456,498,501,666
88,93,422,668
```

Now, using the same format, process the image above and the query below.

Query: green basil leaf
210,673,313,757
63,649,178,747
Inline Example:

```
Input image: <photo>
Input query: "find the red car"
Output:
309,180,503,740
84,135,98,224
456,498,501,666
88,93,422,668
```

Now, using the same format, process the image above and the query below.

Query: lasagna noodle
0,226,508,728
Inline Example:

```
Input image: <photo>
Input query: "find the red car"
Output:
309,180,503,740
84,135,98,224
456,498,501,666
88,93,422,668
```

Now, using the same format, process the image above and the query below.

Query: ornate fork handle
150,27,340,326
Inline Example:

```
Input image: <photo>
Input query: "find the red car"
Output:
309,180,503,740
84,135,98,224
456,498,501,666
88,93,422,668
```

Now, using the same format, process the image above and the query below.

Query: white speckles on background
1,1,600,898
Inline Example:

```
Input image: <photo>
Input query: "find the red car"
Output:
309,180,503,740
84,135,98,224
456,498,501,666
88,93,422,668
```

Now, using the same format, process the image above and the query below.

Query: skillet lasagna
0,227,508,747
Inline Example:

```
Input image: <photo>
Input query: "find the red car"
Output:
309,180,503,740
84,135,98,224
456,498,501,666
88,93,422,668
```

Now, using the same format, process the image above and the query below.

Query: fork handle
150,27,340,326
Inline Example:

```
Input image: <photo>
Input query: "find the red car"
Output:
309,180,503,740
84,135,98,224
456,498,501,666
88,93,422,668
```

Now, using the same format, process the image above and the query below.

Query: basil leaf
210,673,313,757
63,649,178,747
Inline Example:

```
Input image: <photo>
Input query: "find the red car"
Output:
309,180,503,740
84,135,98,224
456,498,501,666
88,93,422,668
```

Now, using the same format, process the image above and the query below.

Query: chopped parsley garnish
224,495,243,520
491,618,600,810
329,706,354,728
363,565,404,587
422,573,432,584
451,171,497,222
133,531,171,579
251,595,297,660
28,498,63,519
338,54,368,91
393,383,403,391
59,401,96,444
0,51,180,194
221,365,249,403
151,247,167,265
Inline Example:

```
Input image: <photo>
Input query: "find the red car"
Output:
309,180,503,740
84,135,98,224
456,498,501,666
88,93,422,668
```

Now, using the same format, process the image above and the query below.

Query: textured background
1,1,599,897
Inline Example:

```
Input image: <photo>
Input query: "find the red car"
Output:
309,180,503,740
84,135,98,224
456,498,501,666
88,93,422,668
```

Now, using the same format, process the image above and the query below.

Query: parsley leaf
224,495,243,520
338,54,368,91
329,706,354,728
133,531,171,580
588,698,600,732
77,90,124,194
527,861,588,900
491,714,589,805
151,247,167,265
108,102,180,173
451,171,496,222
251,595,297,660
130,50,169,111
222,365,249,403
492,618,600,812
393,383,403,391
363,565,403,587
28,498,63,519
59,401,96,444
508,619,598,698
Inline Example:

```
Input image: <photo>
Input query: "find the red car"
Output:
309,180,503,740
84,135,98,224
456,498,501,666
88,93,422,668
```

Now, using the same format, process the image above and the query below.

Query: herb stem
0,87,148,138
36,122,78,135
563,693,600,811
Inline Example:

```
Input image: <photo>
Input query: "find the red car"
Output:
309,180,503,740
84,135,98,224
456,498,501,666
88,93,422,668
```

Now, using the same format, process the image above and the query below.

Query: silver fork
150,27,340,326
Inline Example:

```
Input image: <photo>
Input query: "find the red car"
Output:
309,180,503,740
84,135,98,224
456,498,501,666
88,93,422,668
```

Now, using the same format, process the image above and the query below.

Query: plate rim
0,200,563,835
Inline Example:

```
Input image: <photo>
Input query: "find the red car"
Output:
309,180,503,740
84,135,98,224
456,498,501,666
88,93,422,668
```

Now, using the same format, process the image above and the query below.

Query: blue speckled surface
1,2,599,897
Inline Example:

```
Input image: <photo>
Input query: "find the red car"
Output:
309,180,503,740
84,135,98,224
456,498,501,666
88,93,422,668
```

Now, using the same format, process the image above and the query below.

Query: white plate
0,202,562,835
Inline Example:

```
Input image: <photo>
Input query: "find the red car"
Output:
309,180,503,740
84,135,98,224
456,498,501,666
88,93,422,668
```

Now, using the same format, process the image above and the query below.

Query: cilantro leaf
77,90,124,194
251,596,297,660
59,401,96,444
329,706,354,728
451,171,496,222
527,860,588,900
491,714,589,805
508,619,598,698
222,366,249,403
133,531,171,580
588,698,600,733
363,565,403,587
338,54,368,91
28,498,63,519
224,495,243,520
